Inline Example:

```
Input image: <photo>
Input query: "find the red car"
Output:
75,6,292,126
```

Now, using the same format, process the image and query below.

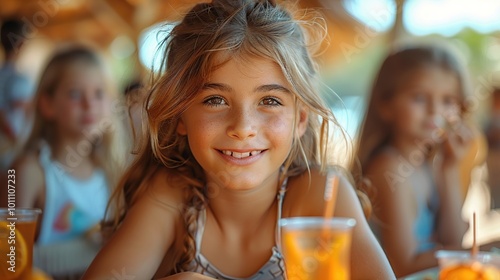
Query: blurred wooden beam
103,0,135,26
388,0,406,49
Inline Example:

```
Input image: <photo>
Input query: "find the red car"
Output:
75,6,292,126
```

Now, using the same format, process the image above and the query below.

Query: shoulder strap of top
275,177,288,247
195,208,207,254
276,177,288,221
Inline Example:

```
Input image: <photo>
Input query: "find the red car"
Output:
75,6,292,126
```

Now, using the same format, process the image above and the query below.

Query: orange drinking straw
472,212,478,258
323,174,339,219
321,174,339,243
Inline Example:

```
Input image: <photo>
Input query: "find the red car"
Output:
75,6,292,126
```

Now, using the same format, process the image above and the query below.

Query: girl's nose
227,107,257,140
81,93,95,111
428,99,439,115
81,95,91,110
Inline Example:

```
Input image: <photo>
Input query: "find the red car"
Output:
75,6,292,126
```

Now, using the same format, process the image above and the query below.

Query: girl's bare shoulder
365,148,402,174
283,167,354,217
11,151,45,191
7,151,45,208
115,167,189,251
12,151,44,178
137,167,188,214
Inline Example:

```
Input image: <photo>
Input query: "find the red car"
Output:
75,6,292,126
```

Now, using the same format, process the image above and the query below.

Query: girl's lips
424,122,438,130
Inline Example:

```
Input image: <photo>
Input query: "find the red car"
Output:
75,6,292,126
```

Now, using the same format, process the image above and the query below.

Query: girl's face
177,56,308,190
43,62,109,140
384,66,461,142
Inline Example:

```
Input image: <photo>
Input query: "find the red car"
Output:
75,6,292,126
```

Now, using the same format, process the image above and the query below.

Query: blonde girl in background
83,0,396,279
11,46,126,280
352,46,477,277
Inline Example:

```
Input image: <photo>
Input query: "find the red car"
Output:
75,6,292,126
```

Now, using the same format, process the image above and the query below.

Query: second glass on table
279,217,356,280
0,208,42,280
436,250,500,280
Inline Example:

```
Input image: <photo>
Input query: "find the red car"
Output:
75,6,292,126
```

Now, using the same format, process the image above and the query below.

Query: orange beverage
0,208,41,280
280,217,356,280
436,250,500,280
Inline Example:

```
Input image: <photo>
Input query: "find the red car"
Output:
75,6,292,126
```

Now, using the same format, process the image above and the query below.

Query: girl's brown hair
107,0,350,274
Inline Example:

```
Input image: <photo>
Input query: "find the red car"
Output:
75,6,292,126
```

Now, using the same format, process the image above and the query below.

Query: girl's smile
216,148,266,165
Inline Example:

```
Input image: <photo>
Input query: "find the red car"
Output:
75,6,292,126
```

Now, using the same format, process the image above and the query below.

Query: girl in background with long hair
352,46,473,277
12,46,126,279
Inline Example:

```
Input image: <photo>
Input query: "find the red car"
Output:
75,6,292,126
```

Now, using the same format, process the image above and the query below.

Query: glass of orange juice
279,217,356,280
436,250,500,280
0,208,42,280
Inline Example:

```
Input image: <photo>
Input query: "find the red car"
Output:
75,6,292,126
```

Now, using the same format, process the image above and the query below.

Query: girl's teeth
250,150,261,156
222,150,262,158
233,152,249,158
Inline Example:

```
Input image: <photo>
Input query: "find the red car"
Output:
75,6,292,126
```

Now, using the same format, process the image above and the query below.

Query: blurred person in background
0,18,35,171
10,46,126,280
485,87,500,209
351,46,475,277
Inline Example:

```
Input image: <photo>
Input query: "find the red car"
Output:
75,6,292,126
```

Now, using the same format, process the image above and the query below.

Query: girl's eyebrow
202,83,291,94
255,84,291,94
202,83,231,91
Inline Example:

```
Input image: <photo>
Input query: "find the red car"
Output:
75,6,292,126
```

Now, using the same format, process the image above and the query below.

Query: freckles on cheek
188,118,219,139
267,116,293,136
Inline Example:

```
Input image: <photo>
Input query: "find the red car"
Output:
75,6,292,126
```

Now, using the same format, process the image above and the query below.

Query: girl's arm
6,154,45,240
366,154,460,277
434,123,471,245
10,154,44,208
435,166,467,246
82,170,185,280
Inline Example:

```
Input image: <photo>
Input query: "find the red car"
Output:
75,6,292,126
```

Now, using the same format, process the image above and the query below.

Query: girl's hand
438,119,473,168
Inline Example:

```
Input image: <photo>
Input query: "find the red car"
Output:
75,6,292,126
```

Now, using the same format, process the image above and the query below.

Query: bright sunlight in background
343,0,395,32
139,22,173,71
139,0,500,70
405,0,500,36
343,0,500,36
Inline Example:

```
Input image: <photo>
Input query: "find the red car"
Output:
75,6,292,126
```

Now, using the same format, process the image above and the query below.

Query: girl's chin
206,180,261,194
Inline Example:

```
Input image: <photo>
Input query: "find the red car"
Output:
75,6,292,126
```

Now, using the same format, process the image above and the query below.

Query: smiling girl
82,1,395,279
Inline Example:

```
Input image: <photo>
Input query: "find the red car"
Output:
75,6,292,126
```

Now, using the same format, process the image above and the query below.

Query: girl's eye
411,92,426,103
260,97,282,106
203,96,227,107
